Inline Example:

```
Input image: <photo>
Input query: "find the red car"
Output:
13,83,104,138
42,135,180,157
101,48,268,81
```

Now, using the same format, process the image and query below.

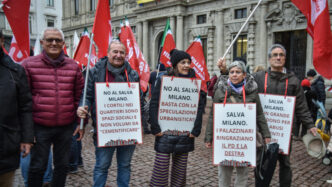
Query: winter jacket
81,57,143,130
204,75,271,143
21,51,84,127
311,75,326,105
0,49,34,174
150,69,205,153
253,68,314,129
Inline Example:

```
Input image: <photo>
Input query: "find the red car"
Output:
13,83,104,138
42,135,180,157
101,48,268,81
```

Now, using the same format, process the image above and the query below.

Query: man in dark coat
77,40,143,187
253,44,317,187
307,69,326,106
0,30,34,186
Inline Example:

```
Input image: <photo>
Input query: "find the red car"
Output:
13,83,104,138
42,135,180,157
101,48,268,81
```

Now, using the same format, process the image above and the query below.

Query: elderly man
0,30,34,186
22,27,84,187
253,44,317,187
77,40,142,187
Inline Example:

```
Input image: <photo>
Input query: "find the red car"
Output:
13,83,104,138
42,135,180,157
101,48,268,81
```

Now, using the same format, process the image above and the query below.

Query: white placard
259,93,296,155
95,82,143,147
158,76,201,133
213,103,256,167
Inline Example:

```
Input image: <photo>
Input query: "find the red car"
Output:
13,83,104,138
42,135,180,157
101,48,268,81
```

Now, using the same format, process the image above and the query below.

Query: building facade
0,0,62,52
62,0,332,80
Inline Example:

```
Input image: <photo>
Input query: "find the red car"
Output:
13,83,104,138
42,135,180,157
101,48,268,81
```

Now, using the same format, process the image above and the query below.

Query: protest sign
158,76,201,134
213,103,256,167
95,82,143,147
259,94,296,155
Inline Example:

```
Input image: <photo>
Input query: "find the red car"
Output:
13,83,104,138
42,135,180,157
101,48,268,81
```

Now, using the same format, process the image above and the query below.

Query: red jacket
22,51,84,127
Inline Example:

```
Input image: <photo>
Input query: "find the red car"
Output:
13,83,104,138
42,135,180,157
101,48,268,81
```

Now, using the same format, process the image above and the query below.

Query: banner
8,36,25,63
159,18,175,68
95,82,143,147
213,103,257,166
259,94,296,155
158,76,201,133
186,37,210,93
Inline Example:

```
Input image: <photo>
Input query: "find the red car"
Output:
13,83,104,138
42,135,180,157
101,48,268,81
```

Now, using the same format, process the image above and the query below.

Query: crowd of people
0,26,329,187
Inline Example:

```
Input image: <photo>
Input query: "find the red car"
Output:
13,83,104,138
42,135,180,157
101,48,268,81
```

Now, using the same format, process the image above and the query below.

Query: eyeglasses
271,53,285,58
44,38,63,43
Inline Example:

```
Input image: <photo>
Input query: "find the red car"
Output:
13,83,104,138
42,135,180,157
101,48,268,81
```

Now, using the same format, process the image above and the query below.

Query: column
215,10,224,71
143,20,149,63
170,16,175,34
259,2,268,66
306,33,314,70
137,21,143,50
176,15,183,50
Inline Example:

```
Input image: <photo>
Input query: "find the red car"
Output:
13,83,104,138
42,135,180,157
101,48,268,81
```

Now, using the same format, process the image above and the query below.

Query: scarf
42,50,65,66
107,61,127,82
228,79,246,94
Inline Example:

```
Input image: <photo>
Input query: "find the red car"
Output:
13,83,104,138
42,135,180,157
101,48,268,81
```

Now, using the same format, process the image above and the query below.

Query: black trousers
28,123,74,187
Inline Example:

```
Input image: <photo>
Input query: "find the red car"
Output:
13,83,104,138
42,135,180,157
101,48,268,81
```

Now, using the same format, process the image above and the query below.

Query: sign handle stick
221,0,263,60
80,33,94,130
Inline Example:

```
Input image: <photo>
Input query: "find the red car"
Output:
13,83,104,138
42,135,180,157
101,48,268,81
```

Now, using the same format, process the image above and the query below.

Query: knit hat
301,79,311,87
228,60,247,73
170,49,191,68
307,69,317,77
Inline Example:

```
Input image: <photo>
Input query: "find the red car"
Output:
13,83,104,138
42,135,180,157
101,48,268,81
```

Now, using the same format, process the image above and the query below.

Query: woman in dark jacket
205,60,271,187
149,49,205,187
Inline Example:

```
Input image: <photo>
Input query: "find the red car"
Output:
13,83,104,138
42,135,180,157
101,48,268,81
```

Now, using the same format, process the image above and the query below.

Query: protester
69,122,84,173
22,27,84,187
77,40,143,187
253,44,317,187
307,69,326,106
204,60,271,187
208,73,217,97
0,30,34,187
293,79,318,139
149,49,205,186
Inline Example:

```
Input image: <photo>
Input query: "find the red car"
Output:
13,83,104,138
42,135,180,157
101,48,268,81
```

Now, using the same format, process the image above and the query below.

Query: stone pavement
14,99,332,187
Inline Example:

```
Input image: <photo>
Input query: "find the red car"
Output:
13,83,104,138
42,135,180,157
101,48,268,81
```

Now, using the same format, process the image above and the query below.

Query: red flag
291,0,332,79
63,44,68,56
159,19,175,68
8,36,25,63
74,30,98,69
92,0,112,58
119,19,150,92
186,37,210,93
2,0,30,60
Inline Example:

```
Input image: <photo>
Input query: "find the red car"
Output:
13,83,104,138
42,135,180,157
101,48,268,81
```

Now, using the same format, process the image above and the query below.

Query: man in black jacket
0,30,34,186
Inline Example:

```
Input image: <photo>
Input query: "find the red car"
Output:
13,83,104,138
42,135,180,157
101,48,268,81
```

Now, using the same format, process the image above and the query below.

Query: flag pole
80,33,94,130
221,0,263,60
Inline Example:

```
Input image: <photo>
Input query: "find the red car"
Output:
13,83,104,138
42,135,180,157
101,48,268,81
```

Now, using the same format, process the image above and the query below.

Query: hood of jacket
214,74,258,95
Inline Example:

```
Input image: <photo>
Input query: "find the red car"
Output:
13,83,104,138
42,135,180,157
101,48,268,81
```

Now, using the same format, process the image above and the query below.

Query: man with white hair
22,28,84,187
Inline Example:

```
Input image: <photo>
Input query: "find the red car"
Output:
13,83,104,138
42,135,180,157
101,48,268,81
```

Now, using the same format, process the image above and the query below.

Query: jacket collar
41,50,65,67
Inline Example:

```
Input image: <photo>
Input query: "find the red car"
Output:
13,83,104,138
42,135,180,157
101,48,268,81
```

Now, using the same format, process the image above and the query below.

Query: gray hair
108,39,126,52
228,60,246,73
41,27,64,40
268,44,286,58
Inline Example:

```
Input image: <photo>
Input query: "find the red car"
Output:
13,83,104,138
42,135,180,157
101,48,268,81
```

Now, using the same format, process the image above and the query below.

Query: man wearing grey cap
253,44,317,187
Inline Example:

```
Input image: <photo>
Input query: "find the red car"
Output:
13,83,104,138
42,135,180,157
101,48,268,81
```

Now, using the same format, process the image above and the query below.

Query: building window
47,18,55,27
235,8,247,19
109,0,114,7
197,15,206,24
201,37,207,61
90,0,96,11
46,0,54,7
29,16,32,34
74,0,79,15
131,26,136,33
233,35,247,60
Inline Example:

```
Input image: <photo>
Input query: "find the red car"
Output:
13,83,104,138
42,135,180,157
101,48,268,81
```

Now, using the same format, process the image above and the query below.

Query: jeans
20,149,53,186
28,124,73,187
69,125,83,171
218,165,248,187
93,139,136,187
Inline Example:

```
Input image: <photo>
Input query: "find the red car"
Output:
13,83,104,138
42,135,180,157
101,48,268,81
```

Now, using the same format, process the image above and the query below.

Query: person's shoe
42,182,51,187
